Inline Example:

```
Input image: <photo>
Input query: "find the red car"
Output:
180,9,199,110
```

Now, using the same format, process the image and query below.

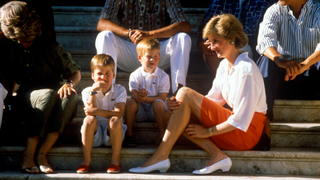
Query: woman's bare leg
141,87,208,167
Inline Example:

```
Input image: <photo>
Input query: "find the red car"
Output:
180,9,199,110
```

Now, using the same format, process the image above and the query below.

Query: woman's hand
166,96,181,112
185,124,211,138
57,84,77,99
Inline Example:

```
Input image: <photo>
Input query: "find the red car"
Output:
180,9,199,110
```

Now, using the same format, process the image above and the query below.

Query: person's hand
276,59,301,81
57,84,77,99
185,124,211,138
84,102,97,116
91,81,108,92
197,40,216,56
166,96,181,112
129,30,151,44
133,88,149,102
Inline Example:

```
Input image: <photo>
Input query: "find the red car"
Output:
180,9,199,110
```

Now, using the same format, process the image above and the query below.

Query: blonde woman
129,14,267,174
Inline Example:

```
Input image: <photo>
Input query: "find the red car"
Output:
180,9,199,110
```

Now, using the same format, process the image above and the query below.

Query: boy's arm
94,102,125,119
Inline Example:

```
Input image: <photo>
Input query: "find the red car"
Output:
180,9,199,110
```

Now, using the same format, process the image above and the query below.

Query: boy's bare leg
21,136,40,173
153,101,167,138
108,116,123,166
37,131,59,173
141,87,203,167
80,116,98,166
124,99,139,136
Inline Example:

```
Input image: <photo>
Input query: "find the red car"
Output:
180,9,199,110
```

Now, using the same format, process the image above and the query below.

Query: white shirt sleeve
158,73,170,93
226,73,260,132
115,85,127,104
129,70,140,91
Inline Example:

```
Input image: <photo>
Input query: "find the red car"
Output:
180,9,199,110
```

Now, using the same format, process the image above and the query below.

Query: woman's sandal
21,154,39,174
37,153,54,173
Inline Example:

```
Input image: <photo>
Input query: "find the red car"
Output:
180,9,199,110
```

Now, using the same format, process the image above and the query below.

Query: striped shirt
256,0,320,69
197,0,275,41
99,0,188,31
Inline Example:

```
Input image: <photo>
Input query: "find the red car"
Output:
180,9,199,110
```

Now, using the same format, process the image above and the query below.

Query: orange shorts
200,97,266,150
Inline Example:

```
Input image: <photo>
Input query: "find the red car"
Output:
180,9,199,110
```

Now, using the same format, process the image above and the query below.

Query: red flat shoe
76,164,89,173
107,164,121,173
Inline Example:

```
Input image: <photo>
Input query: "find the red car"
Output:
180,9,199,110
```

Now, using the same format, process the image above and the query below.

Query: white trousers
95,31,191,93
0,83,8,129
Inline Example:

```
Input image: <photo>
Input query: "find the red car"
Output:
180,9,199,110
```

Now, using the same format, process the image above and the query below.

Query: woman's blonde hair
90,54,115,73
136,38,160,56
0,1,42,43
203,14,248,49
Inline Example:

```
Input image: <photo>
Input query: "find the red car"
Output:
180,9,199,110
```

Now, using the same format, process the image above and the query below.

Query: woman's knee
176,87,194,101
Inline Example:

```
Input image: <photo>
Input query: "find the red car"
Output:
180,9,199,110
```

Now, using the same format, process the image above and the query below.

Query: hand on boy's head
130,30,150,44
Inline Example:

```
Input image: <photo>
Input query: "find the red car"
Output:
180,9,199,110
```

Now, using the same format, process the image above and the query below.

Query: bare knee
83,116,97,128
176,87,194,102
153,101,165,113
126,99,139,112
108,116,122,131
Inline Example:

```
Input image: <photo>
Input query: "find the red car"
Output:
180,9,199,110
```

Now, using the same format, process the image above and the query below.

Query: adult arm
58,70,81,99
257,4,301,81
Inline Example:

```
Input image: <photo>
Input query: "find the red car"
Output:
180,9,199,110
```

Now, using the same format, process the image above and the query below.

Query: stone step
1,146,320,176
1,171,320,180
2,116,319,148
59,118,320,148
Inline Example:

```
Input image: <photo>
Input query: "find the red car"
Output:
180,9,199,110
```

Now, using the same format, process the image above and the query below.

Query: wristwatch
64,80,74,88
208,127,214,136
274,56,284,63
127,28,132,38
89,91,98,95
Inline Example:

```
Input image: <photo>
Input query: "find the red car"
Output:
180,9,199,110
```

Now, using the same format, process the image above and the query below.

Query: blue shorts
81,121,127,147
135,99,168,122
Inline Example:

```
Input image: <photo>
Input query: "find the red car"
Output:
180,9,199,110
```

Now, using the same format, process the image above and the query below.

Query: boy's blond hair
136,38,160,56
203,13,248,49
90,54,115,73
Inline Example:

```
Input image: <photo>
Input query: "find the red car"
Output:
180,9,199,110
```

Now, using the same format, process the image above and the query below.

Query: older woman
0,1,81,174
129,14,267,174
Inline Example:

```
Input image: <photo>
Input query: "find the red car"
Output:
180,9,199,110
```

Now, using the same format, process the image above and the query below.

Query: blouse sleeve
226,73,260,132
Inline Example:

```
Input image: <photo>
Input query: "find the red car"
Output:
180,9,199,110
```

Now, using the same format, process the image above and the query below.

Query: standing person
0,1,81,174
124,38,170,147
197,0,275,76
95,0,191,95
256,0,320,147
77,54,127,174
129,14,267,174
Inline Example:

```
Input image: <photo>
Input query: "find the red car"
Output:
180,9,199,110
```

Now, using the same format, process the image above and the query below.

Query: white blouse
205,52,267,132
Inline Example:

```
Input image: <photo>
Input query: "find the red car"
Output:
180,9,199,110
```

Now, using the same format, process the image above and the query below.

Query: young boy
124,38,170,147
77,54,127,174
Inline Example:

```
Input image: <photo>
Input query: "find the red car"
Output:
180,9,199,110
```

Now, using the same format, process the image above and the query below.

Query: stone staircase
0,6,320,179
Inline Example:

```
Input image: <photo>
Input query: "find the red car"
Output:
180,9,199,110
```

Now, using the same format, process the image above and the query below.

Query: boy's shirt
129,66,170,97
82,83,127,123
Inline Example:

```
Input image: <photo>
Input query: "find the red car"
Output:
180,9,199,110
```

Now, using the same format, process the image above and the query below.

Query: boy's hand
132,88,149,102
84,102,97,116
57,84,77,99
92,81,108,92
